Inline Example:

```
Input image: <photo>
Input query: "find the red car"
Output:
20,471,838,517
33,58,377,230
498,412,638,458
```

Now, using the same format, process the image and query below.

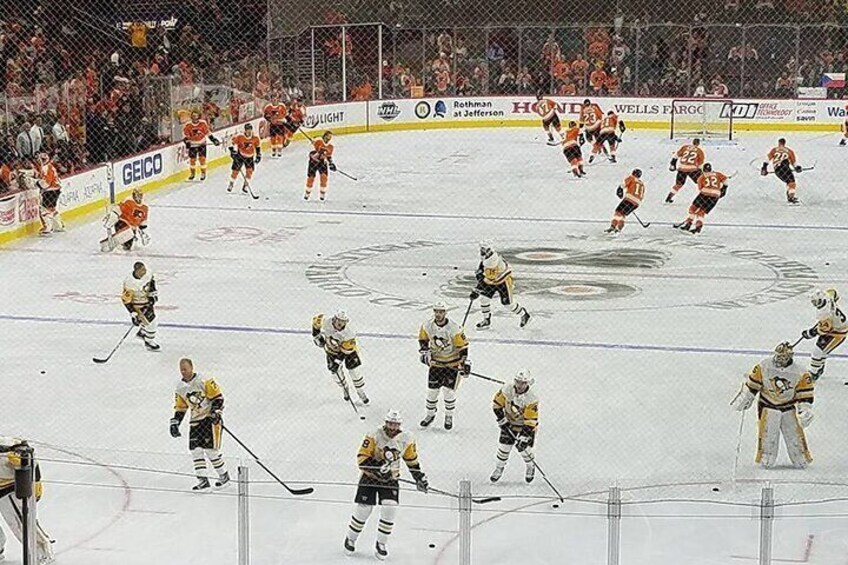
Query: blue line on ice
155,203,848,233
2,313,844,359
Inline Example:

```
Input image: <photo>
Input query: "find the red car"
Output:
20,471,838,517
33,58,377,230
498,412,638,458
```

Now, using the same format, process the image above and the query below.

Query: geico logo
122,154,163,186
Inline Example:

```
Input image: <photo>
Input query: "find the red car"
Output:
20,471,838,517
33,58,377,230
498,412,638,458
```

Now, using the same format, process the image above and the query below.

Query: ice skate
444,413,453,430
525,464,536,483
519,308,531,328
419,413,435,428
490,466,504,483
476,315,491,330
375,541,388,561
215,472,230,487
192,477,211,491
344,537,355,555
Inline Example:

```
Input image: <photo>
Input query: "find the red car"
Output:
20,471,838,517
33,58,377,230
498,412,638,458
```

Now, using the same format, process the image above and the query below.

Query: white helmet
809,289,828,309
433,301,447,312
384,409,402,425
480,239,494,257
333,310,350,323
514,368,534,387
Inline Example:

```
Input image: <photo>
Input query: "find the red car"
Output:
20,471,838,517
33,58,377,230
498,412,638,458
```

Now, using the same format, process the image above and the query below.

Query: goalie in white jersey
170,359,230,490
418,302,469,430
800,288,847,381
312,311,369,405
490,370,539,483
122,261,159,351
469,241,531,329
731,343,814,468
0,439,54,563
345,410,428,561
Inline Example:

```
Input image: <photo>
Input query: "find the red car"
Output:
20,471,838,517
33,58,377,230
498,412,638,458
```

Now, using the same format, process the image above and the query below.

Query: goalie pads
99,223,135,252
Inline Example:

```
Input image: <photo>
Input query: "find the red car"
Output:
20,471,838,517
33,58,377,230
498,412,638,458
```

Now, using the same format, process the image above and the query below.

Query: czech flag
820,73,846,88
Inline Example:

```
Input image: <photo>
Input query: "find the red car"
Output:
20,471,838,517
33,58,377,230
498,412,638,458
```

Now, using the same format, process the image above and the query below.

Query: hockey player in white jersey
469,241,531,329
170,358,230,490
312,311,369,405
418,302,469,430
122,261,159,351
731,343,814,468
490,369,539,483
800,288,847,381
0,438,54,563
344,410,428,560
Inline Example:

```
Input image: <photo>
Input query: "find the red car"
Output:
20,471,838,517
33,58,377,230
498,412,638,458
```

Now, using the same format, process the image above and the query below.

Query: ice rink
3,126,848,564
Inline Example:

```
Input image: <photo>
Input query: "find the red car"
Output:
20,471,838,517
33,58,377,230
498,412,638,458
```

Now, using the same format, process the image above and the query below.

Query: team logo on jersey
771,376,794,394
431,335,451,351
186,391,206,407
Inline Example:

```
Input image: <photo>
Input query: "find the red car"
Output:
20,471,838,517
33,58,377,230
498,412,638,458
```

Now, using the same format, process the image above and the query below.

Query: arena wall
0,96,842,246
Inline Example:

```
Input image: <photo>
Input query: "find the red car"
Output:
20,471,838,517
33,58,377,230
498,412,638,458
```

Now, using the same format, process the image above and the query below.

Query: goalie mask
773,342,794,368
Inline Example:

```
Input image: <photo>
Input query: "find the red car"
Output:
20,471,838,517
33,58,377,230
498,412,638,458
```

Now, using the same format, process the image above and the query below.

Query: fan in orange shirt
227,123,262,194
673,163,729,234
561,121,586,179
606,169,645,234
100,188,150,252
263,93,288,158
182,110,220,181
305,131,336,201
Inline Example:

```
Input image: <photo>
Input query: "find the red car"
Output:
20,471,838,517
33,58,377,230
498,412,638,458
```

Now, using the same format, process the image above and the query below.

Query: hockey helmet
809,289,828,309
632,168,642,178
773,342,794,368
332,310,349,329
384,409,402,437
703,162,712,172
514,368,534,391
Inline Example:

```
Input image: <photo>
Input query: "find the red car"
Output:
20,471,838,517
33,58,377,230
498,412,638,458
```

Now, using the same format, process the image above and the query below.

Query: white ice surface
2,127,848,564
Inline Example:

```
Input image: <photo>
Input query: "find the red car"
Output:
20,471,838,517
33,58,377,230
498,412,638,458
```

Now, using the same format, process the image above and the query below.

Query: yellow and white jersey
419,318,468,367
0,437,42,498
493,385,539,429
122,272,154,307
746,358,813,409
480,252,513,286
174,373,223,423
358,427,420,480
312,314,358,355
815,290,848,335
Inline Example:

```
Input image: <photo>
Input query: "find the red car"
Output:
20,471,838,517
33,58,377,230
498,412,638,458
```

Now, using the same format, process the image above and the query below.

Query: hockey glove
328,161,337,172
469,288,480,300
419,350,431,366
415,473,429,493
459,360,471,377
730,384,755,411
616,186,624,199
669,158,678,172
209,135,221,146
720,185,728,198
496,416,510,431
229,148,238,159
796,403,813,428
760,163,769,176
515,435,531,452
794,165,803,173
182,138,191,150
209,409,222,425
578,133,586,146
169,421,181,438
255,153,262,164
138,226,150,246
131,312,140,326
619,121,627,132
801,327,818,340
313,334,326,348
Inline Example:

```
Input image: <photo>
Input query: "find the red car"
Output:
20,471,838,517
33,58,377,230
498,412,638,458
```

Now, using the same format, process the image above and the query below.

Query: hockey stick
632,211,651,228
237,168,260,200
398,478,501,504
763,162,817,176
461,298,473,327
504,427,564,503
731,406,747,487
222,424,314,496
791,336,805,348
335,367,366,421
92,325,134,364
334,168,358,182
297,126,315,143
469,371,506,385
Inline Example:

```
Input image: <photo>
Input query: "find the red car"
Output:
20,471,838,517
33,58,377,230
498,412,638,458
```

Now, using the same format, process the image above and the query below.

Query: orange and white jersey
561,125,581,149
289,103,307,124
767,146,796,167
263,103,288,125
697,171,729,198
310,139,334,161
621,174,645,205
183,119,212,147
580,104,603,130
119,198,149,228
231,134,261,158
675,144,705,172
599,113,619,135
37,162,61,192
536,98,557,120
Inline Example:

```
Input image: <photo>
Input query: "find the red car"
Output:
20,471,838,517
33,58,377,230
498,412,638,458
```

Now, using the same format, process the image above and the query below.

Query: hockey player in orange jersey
100,188,150,252
579,98,603,145
227,123,261,194
264,93,288,158
665,138,705,203
284,98,307,147
561,121,586,178
35,153,64,236
761,138,804,204
305,131,336,201
182,110,220,181
606,169,645,234
535,92,561,145
590,110,626,164
673,163,729,234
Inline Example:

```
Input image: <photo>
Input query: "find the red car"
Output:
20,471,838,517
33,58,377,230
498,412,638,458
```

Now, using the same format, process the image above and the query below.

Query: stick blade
92,357,109,364
472,496,501,504
288,486,315,496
